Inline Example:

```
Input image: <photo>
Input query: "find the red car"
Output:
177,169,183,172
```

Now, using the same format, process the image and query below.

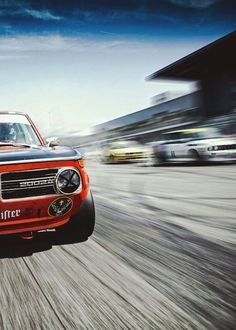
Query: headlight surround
208,146,218,151
55,168,82,194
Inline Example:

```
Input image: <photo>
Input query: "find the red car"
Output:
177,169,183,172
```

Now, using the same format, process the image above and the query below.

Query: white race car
152,128,236,164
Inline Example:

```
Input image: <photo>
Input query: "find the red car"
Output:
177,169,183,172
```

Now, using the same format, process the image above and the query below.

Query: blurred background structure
60,31,236,149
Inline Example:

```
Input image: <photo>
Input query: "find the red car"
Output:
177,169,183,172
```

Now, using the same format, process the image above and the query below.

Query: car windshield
0,114,42,146
181,128,222,140
109,141,141,149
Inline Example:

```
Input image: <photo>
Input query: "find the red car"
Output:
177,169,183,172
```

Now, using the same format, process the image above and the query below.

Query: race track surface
0,162,235,329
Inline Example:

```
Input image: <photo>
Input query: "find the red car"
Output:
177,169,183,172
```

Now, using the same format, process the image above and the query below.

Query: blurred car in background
101,140,152,164
151,127,236,164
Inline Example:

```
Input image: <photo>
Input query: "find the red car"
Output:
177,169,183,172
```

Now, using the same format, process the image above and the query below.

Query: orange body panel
0,111,91,236
0,160,89,235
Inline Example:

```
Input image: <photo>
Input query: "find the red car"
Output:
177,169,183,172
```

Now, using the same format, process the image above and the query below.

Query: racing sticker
48,197,73,217
0,209,21,221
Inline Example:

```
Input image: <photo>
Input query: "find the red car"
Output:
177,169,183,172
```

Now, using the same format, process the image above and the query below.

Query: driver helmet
0,123,16,142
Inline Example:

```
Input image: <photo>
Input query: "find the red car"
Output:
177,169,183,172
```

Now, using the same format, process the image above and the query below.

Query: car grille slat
1,169,58,200
216,144,236,150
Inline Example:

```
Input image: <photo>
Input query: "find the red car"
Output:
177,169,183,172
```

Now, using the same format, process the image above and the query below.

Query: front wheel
188,149,200,162
55,191,95,244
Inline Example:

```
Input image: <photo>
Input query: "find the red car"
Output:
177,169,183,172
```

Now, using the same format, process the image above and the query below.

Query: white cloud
0,35,210,135
20,9,63,21
0,54,29,60
0,6,63,20
0,35,166,54
0,35,72,52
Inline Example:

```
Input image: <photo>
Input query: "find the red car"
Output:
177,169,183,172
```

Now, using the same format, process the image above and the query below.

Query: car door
176,135,191,158
164,133,182,159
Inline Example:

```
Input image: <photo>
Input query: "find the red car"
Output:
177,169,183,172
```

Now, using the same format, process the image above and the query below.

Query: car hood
111,147,147,153
0,145,81,163
188,138,236,146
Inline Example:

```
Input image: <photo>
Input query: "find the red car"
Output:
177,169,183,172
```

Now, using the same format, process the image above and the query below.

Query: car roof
109,140,137,144
0,111,27,116
163,128,210,134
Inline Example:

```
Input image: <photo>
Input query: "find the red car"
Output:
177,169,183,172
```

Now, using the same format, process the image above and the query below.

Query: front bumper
108,153,149,163
0,189,87,236
0,160,89,236
205,150,236,160
0,215,69,236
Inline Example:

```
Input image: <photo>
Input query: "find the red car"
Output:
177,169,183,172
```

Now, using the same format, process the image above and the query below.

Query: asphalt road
0,162,235,329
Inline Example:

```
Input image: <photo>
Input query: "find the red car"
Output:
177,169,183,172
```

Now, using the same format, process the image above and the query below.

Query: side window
165,134,171,141
171,133,180,142
174,133,180,141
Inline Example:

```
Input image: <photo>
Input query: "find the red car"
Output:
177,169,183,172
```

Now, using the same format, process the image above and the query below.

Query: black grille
125,152,145,158
216,144,236,150
1,169,58,200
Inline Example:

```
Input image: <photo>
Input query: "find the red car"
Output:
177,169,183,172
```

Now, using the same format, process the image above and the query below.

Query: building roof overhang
147,31,236,81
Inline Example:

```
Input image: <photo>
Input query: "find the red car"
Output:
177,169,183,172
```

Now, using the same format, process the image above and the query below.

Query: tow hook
20,231,34,240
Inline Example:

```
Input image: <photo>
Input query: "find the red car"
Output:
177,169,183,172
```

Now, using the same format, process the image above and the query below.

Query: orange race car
0,111,95,243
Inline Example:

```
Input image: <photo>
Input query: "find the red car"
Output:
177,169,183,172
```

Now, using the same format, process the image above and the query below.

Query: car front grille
216,144,236,150
124,152,145,158
1,169,58,200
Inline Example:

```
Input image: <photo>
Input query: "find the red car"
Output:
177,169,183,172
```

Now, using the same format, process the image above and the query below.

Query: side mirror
46,137,59,147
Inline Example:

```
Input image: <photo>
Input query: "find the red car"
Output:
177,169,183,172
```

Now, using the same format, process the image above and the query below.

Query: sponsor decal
0,209,21,221
48,197,72,217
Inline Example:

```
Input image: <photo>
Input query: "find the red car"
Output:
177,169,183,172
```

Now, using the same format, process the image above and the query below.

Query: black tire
55,191,95,244
101,154,115,164
107,154,117,164
154,154,165,165
188,149,200,161
153,150,166,165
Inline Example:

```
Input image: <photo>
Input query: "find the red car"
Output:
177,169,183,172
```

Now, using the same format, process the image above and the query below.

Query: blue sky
0,0,235,135
0,0,235,38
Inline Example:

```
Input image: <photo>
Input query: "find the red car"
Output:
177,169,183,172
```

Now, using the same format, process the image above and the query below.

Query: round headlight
55,168,81,194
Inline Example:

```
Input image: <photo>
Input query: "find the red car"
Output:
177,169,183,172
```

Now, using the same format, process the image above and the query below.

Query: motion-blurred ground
0,162,235,329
